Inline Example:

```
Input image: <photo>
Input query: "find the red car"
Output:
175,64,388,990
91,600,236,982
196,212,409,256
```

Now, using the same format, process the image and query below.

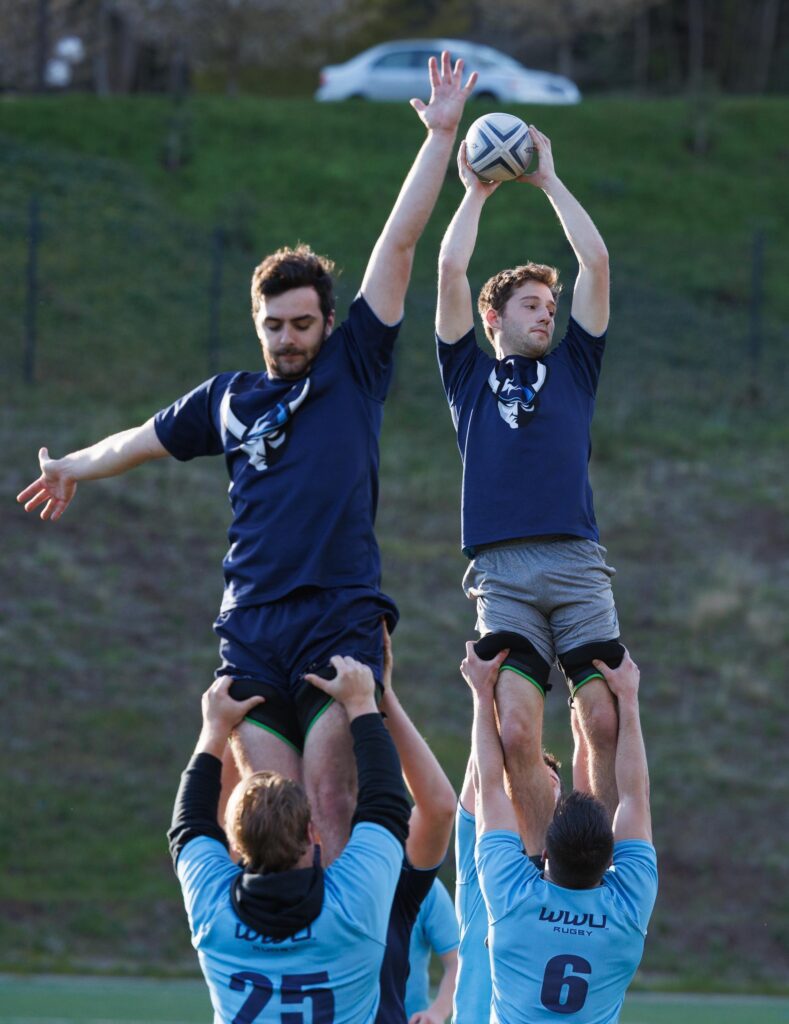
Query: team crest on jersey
220,379,311,471
487,358,548,429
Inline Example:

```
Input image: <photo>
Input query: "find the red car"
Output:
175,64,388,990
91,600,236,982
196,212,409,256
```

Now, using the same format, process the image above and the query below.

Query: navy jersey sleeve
436,328,489,427
154,373,234,460
550,317,606,397
604,840,659,935
340,294,400,402
476,830,538,924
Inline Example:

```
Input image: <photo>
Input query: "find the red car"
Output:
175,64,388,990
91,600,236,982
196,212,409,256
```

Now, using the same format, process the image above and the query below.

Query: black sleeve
350,713,410,848
167,751,229,867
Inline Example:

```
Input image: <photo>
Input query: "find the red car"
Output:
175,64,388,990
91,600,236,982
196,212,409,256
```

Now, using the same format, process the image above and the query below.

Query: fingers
428,55,441,90
16,477,44,504
410,97,426,113
463,69,479,94
441,50,452,83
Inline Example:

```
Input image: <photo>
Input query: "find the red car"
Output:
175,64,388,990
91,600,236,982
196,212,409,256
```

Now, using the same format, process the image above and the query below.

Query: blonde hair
225,771,312,873
478,263,562,343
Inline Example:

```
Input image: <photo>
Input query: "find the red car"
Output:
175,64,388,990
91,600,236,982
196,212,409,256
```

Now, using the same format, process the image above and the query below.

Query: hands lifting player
17,53,478,867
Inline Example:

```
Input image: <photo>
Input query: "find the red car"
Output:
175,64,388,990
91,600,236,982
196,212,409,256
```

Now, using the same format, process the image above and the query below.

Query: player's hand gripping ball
465,112,534,182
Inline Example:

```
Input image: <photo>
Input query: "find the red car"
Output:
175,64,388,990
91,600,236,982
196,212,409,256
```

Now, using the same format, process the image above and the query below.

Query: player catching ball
435,123,624,848
17,53,478,863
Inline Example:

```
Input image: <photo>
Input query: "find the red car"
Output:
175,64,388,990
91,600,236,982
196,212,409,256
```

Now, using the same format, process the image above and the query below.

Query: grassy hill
0,94,787,990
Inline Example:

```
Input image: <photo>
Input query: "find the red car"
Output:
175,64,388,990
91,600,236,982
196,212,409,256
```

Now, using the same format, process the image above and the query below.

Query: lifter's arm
360,52,477,326
380,626,456,868
168,677,265,865
518,126,609,336
595,653,652,843
460,644,517,836
17,418,169,521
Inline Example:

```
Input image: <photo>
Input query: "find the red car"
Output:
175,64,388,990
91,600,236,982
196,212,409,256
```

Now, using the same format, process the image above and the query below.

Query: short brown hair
251,244,336,322
226,771,312,874
545,790,613,889
477,263,562,343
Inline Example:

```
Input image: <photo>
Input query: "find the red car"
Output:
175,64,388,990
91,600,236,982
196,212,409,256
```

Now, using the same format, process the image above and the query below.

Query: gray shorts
462,537,620,667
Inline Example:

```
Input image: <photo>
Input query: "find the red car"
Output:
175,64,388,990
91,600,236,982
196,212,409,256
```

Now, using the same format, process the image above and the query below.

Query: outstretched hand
16,447,76,521
516,124,558,190
411,51,478,135
460,641,509,697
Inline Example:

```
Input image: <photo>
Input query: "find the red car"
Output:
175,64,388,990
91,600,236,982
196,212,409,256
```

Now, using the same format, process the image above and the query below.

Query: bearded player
17,54,478,861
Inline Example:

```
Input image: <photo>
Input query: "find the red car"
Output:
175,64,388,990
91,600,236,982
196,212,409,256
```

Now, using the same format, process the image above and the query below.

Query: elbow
584,244,609,275
438,249,465,282
434,784,459,828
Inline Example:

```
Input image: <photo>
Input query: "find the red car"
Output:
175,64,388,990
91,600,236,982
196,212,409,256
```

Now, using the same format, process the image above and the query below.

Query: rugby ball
465,113,534,182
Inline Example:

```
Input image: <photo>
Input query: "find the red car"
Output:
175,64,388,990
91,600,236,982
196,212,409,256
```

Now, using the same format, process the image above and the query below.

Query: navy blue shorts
213,586,398,753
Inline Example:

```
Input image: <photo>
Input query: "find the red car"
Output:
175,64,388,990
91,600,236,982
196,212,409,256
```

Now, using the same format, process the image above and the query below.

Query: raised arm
360,52,477,326
459,643,517,836
436,142,500,343
380,625,456,869
16,417,168,521
594,653,652,843
518,126,609,336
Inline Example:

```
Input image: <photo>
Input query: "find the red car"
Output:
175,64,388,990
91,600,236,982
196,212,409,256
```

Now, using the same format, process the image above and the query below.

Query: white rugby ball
465,112,534,182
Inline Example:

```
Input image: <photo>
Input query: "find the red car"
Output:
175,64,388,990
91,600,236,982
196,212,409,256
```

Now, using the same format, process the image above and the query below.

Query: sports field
1,976,787,1024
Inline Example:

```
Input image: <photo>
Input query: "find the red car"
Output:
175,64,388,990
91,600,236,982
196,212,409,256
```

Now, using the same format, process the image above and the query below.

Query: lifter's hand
593,650,640,702
16,448,77,521
199,676,266,755
460,642,509,698
411,51,478,135
305,656,378,721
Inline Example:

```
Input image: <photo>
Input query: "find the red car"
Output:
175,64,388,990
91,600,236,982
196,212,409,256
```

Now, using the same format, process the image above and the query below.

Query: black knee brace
558,639,624,701
474,630,552,696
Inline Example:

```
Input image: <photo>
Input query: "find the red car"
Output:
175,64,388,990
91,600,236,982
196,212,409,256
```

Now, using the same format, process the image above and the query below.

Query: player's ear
485,307,500,332
324,312,335,338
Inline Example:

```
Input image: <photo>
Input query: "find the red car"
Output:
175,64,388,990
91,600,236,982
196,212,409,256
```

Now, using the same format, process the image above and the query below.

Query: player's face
255,286,334,380
493,280,556,359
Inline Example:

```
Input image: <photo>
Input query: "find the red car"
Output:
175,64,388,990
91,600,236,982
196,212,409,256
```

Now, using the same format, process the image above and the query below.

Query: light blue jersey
177,822,403,1023
405,878,459,1018
476,831,658,1024
453,805,492,1024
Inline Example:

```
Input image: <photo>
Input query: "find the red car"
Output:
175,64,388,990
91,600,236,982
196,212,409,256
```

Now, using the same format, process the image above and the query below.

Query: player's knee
475,630,552,696
558,639,624,699
576,692,618,751
498,705,541,761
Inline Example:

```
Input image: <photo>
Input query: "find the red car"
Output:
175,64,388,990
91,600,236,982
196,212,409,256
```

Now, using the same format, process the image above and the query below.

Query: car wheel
349,93,367,100
475,90,498,102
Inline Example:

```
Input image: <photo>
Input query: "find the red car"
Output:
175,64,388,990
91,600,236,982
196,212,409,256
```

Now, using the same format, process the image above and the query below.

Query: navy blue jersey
405,877,458,1018
177,823,403,1024
436,318,605,555
155,295,399,611
376,862,440,1024
477,831,658,1024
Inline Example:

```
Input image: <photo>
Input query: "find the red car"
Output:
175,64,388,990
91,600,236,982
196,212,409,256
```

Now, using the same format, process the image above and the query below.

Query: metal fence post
24,196,41,385
207,226,224,375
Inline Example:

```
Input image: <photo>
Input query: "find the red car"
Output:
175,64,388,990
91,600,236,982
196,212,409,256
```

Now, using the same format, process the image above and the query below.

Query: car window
410,49,443,67
373,51,416,70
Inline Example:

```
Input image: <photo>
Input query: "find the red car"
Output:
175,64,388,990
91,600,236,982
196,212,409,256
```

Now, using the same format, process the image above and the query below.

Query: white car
316,38,580,104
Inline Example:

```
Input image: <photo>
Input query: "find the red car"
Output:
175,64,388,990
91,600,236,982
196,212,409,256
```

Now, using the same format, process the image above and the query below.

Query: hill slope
0,95,787,988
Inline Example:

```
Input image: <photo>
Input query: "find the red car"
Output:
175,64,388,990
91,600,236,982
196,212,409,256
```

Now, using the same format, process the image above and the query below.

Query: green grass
0,976,787,1023
1,94,787,988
